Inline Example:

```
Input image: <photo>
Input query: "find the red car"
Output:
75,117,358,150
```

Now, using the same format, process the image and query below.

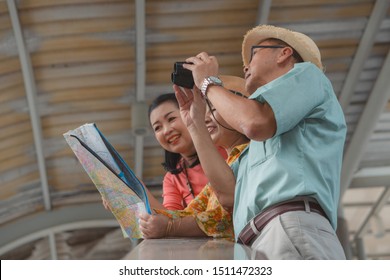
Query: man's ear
276,47,294,64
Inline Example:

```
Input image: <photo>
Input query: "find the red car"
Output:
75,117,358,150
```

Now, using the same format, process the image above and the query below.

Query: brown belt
237,197,327,246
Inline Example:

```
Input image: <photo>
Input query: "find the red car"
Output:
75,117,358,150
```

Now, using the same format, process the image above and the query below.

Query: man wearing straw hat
183,25,347,259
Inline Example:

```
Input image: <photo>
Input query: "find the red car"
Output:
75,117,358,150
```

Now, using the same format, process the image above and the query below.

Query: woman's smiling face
205,101,235,148
150,100,194,154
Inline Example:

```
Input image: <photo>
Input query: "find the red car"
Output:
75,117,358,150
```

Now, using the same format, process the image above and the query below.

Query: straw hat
219,75,249,97
242,25,323,70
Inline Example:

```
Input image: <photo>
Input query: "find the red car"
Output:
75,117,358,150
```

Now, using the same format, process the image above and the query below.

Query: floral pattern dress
154,143,248,241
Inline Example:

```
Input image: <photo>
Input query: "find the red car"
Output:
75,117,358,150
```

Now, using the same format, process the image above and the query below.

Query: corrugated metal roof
0,0,389,259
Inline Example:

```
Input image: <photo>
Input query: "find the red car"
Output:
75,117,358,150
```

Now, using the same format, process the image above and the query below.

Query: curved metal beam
340,50,390,198
0,203,116,256
338,0,390,110
6,0,51,210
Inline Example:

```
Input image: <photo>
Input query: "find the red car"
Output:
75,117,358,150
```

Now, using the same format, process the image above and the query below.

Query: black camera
171,62,194,89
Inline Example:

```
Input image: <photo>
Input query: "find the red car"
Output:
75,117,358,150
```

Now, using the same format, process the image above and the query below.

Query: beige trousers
250,211,346,260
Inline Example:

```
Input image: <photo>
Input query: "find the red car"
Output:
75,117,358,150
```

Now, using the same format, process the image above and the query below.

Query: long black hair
148,93,198,174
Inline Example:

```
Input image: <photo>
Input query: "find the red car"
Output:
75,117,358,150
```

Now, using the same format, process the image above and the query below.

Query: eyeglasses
249,45,285,63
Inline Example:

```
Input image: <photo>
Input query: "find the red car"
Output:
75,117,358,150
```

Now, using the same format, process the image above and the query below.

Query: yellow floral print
154,143,248,241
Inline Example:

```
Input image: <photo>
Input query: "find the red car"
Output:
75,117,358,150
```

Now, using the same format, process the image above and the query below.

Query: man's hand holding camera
183,52,219,90
171,52,219,92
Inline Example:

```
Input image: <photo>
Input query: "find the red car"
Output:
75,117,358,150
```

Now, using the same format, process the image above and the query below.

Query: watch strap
200,76,223,97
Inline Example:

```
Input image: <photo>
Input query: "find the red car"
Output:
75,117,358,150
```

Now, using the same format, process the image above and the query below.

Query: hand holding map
64,123,151,239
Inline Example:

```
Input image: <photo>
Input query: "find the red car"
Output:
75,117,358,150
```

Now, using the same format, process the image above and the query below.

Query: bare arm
139,213,207,238
144,187,165,210
174,85,236,209
207,86,276,141
184,52,276,141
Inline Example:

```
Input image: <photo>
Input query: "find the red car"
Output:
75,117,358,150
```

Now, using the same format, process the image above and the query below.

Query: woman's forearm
187,125,236,208
144,187,165,210
167,216,207,237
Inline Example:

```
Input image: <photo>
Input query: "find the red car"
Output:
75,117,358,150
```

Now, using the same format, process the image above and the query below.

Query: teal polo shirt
231,62,347,239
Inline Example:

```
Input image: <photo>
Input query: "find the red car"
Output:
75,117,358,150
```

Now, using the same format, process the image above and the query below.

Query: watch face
210,76,222,85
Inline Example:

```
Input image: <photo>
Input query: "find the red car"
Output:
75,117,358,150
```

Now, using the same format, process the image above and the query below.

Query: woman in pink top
103,93,218,211
139,75,250,240
149,93,226,210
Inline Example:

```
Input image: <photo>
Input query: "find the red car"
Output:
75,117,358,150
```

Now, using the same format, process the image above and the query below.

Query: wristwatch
200,76,223,97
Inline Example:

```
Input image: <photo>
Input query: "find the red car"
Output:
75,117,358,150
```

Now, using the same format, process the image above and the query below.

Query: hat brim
242,25,323,70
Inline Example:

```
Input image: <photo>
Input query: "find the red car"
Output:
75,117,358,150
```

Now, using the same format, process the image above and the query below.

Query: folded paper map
64,123,151,239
